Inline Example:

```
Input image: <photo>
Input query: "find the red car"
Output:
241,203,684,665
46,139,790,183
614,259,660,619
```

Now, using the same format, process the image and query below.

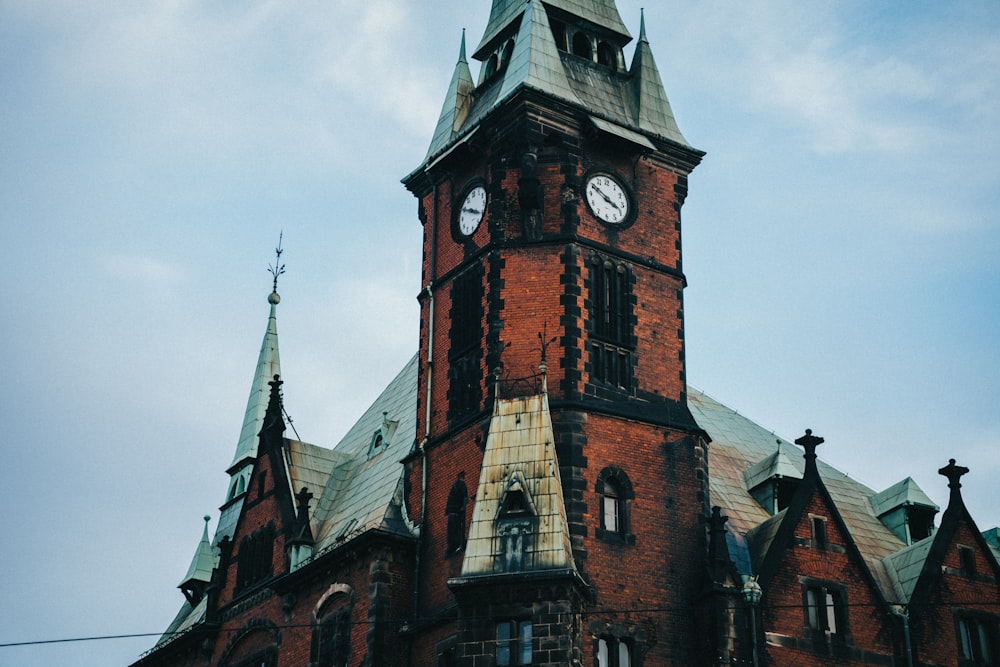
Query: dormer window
870,477,939,545
368,431,385,458
744,448,803,516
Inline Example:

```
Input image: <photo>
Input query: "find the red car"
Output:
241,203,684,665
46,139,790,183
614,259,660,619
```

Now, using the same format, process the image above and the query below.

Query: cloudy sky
2,1,998,664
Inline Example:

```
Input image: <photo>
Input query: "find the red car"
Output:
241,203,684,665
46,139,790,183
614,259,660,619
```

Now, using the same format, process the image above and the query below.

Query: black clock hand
593,186,621,211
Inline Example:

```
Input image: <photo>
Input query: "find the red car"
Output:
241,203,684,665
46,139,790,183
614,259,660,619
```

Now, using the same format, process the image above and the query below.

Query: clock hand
463,207,482,216
593,186,621,211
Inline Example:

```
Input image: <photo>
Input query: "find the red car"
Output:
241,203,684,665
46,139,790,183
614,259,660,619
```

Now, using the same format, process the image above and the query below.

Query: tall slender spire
216,239,285,543
425,31,476,159
230,242,284,469
629,9,691,147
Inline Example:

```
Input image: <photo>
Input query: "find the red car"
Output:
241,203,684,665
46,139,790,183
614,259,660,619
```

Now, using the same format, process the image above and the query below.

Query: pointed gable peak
261,374,286,442
939,458,971,509
461,391,575,577
794,428,824,477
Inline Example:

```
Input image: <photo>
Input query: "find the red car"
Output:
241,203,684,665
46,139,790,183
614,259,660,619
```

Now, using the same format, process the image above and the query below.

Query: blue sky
1,2,998,665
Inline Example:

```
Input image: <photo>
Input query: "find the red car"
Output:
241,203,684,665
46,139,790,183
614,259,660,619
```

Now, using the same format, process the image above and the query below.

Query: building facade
132,1,1000,666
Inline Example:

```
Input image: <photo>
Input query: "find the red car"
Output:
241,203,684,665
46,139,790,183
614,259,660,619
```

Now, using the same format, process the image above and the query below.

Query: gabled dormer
744,443,803,515
883,460,1000,667
457,373,574,579
870,477,938,546
751,431,896,662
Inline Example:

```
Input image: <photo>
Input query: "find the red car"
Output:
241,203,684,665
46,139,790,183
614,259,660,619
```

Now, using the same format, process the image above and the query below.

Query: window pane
598,639,608,667
618,641,631,667
497,622,512,666
518,621,532,664
825,592,837,633
603,495,618,532
806,589,820,630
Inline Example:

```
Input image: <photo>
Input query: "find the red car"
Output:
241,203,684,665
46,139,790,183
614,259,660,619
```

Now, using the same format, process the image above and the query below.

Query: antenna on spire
268,232,286,293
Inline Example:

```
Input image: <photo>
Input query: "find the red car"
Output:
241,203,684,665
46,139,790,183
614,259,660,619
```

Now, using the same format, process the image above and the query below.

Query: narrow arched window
313,593,352,667
596,467,635,545
445,475,469,556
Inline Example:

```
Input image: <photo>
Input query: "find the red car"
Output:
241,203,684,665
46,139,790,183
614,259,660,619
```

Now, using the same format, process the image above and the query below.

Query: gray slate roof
309,354,419,550
417,0,691,173
475,0,630,58
688,387,915,593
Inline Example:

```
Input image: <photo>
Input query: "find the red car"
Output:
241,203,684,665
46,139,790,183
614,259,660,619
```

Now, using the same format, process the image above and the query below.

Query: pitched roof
310,354,419,551
462,389,575,577
475,0,631,58
688,387,914,588
411,1,695,178
870,477,938,517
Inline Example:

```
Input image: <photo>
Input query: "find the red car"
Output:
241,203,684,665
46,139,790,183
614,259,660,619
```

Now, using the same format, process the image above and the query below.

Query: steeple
216,239,285,543
230,290,282,470
425,31,476,160
629,8,690,147
178,515,216,606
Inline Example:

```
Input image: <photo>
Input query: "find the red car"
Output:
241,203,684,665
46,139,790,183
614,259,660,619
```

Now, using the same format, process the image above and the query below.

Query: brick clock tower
402,1,708,664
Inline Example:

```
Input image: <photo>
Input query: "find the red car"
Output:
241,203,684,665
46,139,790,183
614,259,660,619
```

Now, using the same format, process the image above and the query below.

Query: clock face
457,185,487,236
585,173,631,226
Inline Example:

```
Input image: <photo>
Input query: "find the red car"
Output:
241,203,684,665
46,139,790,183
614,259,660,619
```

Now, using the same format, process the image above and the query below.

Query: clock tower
402,1,709,663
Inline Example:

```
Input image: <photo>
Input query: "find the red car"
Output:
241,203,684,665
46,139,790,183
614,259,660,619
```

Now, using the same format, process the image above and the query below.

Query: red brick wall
761,491,895,663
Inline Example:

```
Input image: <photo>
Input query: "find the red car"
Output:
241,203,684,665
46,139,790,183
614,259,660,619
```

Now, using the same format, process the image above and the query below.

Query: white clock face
458,185,487,236
585,174,630,225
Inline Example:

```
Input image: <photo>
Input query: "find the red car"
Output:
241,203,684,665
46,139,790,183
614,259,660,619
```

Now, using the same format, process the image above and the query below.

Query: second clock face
458,185,487,236
585,173,631,225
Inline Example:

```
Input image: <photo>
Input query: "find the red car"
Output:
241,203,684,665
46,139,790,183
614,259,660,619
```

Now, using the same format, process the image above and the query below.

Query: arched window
484,53,499,81
572,32,593,60
445,474,469,556
501,39,514,70
235,523,276,592
596,467,635,545
312,587,354,667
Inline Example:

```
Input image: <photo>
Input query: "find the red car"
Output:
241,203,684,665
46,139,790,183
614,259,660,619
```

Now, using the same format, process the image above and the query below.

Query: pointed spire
230,247,285,469
628,10,691,147
425,31,476,159
178,515,216,605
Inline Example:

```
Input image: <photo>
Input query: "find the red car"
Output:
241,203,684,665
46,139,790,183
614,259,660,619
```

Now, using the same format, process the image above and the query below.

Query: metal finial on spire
268,232,286,295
